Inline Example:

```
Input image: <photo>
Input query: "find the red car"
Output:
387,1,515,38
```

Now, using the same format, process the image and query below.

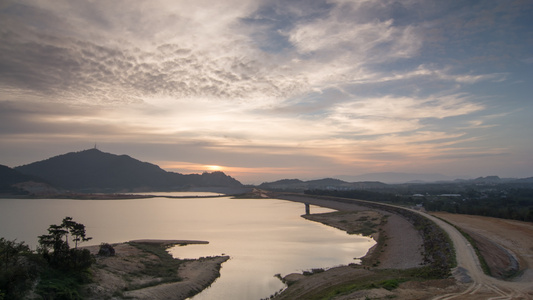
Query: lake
0,195,375,300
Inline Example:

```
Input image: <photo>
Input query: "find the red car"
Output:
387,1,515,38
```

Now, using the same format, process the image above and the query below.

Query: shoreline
1,187,252,200
272,193,459,300
275,193,425,269
83,240,229,300
129,239,209,245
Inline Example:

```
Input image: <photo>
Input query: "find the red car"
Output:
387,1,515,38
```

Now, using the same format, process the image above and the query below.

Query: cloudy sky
1,0,532,183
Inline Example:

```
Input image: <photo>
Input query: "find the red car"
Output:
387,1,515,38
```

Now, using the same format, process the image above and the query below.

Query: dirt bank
82,240,229,300
277,194,425,269
432,212,533,282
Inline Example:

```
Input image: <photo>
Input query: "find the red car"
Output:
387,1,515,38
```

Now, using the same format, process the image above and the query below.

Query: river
0,195,374,299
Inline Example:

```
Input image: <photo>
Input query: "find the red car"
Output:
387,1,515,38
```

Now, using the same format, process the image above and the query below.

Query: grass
307,269,414,300
297,266,454,300
126,242,183,288
36,267,92,300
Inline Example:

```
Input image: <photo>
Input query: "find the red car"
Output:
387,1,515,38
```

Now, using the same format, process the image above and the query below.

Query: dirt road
417,211,533,300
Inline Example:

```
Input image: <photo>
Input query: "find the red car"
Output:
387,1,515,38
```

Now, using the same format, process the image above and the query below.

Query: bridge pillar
305,203,310,215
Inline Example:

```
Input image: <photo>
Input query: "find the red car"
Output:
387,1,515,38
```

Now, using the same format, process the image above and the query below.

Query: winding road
417,211,532,300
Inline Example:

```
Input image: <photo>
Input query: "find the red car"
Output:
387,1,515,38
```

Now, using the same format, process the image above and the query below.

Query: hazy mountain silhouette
259,177,387,192
1,164,35,184
0,164,43,194
15,149,242,192
336,172,456,184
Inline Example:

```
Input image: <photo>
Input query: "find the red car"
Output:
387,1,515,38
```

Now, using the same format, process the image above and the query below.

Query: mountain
15,149,243,192
0,164,34,185
259,177,388,192
336,172,456,184
0,164,54,194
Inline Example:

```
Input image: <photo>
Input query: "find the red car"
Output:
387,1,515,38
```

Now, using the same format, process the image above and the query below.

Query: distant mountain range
335,172,457,184
258,178,388,192
3,149,532,195
7,149,243,193
258,175,533,192
335,172,533,184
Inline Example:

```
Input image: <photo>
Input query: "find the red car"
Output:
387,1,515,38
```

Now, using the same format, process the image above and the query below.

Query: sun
206,165,223,171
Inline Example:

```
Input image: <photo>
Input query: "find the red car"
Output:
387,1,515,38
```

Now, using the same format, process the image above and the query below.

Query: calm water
0,195,374,300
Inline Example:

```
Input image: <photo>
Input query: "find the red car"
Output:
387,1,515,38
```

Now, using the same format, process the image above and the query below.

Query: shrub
98,243,115,257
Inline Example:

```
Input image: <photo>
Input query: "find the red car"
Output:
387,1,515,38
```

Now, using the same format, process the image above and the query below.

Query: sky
1,0,532,184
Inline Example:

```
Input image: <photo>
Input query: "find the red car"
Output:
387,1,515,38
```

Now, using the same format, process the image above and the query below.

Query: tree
38,224,68,254
70,223,92,249
0,238,30,270
61,217,92,249
0,238,35,300
38,217,93,270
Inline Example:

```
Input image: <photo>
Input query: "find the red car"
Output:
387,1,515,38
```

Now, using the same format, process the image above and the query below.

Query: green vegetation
0,238,38,299
306,181,533,222
422,188,533,222
296,268,443,300
0,217,95,300
127,242,183,286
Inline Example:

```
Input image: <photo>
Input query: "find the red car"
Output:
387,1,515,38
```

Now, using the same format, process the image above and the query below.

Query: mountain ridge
14,148,243,192
0,164,52,194
335,172,459,184
259,177,388,192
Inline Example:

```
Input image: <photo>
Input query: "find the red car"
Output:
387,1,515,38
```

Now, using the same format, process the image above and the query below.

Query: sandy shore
277,194,425,269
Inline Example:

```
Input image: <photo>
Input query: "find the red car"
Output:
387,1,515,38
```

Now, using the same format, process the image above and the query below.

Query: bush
379,279,399,291
0,238,38,299
98,243,115,256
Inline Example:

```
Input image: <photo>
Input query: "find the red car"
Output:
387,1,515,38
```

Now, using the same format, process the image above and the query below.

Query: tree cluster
1,217,95,299
306,184,533,222
38,217,93,270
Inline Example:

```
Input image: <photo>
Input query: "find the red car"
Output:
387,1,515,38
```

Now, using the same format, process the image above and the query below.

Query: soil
82,241,229,300
432,212,533,282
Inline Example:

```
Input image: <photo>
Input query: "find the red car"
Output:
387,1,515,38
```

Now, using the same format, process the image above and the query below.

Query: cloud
0,0,312,107
1,0,531,180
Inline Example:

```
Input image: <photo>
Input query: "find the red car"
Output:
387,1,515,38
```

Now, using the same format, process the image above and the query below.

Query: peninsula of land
82,240,229,300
